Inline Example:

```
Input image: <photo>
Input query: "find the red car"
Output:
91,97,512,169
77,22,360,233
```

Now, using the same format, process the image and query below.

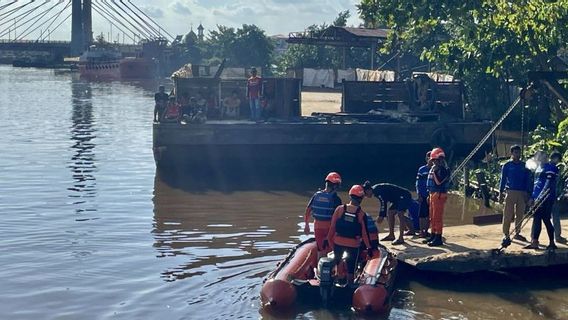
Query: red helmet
430,147,446,160
349,185,365,197
325,172,342,184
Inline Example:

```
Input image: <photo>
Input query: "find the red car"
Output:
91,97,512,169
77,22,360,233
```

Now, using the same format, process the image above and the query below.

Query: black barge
153,75,492,176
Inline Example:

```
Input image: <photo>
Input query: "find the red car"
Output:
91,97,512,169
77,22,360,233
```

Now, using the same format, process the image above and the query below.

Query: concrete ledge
383,218,568,273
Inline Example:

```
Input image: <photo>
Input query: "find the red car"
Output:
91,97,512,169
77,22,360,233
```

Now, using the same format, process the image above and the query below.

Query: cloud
170,1,192,16
140,6,165,19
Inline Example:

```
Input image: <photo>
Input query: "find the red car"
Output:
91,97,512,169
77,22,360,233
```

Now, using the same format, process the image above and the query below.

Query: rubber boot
422,233,435,244
428,234,443,247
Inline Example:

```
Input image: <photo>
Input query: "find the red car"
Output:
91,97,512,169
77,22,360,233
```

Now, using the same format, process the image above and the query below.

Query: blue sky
9,0,362,41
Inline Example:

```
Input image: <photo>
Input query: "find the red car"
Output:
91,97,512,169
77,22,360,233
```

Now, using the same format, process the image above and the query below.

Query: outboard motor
317,257,335,306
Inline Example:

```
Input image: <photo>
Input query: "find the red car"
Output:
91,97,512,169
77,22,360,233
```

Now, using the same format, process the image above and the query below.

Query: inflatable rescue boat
261,238,398,314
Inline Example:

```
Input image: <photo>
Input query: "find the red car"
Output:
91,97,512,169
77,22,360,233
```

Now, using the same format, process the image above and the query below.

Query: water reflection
152,173,299,283
68,77,98,215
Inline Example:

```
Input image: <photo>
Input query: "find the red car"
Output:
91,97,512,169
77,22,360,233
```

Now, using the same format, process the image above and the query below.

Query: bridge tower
71,0,92,56
83,0,92,47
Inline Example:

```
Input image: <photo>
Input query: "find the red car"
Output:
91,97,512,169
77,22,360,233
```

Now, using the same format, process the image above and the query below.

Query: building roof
287,26,388,47
342,27,388,39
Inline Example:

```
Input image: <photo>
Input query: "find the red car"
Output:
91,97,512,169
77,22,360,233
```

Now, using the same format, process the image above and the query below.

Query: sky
2,0,363,42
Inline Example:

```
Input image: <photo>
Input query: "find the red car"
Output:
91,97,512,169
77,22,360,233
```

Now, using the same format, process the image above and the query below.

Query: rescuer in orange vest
304,172,342,254
327,185,372,281
424,147,450,247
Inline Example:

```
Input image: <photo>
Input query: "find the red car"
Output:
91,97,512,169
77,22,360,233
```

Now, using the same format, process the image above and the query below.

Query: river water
1,65,568,320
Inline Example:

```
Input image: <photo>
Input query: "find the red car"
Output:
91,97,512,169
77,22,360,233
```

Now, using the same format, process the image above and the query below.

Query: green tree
204,24,274,72
357,0,568,126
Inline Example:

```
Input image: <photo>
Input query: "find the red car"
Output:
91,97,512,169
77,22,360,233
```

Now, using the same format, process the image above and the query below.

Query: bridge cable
93,0,151,40
111,0,160,39
16,1,65,40
36,0,72,41
91,1,140,42
98,0,153,39
0,1,18,12
117,0,162,39
126,0,174,41
90,2,136,42
103,0,156,39
40,12,71,41
0,1,51,37
21,0,71,41
0,0,35,21
0,0,49,30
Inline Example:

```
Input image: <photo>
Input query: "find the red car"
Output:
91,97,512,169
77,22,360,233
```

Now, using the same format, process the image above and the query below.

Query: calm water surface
1,65,568,320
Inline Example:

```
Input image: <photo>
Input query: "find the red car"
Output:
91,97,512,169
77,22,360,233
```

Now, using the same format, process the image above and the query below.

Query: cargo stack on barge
152,71,492,174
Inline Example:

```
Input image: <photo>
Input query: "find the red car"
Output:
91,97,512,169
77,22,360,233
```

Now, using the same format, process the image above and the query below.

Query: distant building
197,23,204,42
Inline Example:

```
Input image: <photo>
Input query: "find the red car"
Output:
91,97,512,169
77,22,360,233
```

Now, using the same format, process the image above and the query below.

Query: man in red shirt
246,67,262,121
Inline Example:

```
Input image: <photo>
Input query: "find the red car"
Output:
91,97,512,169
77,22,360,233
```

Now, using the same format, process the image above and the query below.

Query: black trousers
531,199,555,244
333,244,359,275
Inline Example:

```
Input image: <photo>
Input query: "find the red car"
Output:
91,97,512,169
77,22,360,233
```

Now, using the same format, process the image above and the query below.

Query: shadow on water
155,158,420,195
151,173,299,283
68,77,98,217
396,263,568,319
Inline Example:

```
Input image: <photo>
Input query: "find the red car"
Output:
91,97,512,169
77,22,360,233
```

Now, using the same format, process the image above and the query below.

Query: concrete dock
383,217,568,273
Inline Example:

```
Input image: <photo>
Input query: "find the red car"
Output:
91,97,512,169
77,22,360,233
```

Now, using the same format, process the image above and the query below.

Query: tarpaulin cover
356,69,395,81
302,68,335,88
337,69,356,83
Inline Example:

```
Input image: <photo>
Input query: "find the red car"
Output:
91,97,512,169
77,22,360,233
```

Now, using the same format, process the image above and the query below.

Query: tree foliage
357,0,568,126
177,24,274,72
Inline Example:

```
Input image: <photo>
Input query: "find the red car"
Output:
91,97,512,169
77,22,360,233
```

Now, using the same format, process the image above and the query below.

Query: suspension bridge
0,0,174,58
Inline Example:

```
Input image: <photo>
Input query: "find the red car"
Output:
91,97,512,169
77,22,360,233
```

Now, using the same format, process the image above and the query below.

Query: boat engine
317,257,335,305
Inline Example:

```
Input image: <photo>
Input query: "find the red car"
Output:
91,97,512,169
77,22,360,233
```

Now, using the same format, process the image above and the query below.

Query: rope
450,96,522,182
521,98,525,154
37,1,71,41
127,0,174,41
518,188,551,232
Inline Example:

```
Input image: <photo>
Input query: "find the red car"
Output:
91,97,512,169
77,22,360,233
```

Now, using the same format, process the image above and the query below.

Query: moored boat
119,56,158,79
260,238,398,314
78,45,121,79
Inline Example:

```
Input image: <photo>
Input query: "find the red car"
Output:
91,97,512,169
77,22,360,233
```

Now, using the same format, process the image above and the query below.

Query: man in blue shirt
416,151,432,238
525,152,560,250
498,145,533,247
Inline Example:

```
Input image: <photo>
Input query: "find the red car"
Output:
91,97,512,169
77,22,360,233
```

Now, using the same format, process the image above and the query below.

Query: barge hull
153,121,492,177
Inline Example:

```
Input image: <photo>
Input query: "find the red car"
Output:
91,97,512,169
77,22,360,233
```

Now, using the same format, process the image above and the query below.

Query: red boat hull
79,62,120,79
119,58,157,79
261,238,397,313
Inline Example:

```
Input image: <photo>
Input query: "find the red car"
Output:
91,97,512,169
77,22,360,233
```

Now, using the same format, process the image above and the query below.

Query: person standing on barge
246,67,263,121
